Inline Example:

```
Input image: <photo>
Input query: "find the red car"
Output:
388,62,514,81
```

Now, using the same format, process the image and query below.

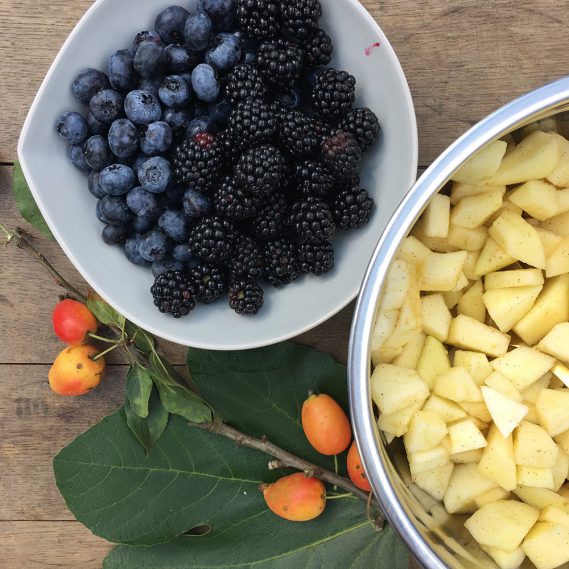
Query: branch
191,421,384,524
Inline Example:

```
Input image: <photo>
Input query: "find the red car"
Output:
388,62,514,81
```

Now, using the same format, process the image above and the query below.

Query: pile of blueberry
55,0,380,318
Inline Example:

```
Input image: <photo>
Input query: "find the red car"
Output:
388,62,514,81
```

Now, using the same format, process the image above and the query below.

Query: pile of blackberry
55,0,380,318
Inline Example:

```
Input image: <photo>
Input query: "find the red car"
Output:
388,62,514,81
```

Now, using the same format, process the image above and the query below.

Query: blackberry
172,132,223,193
188,216,236,264
229,235,263,278
227,98,277,147
218,131,242,170
237,0,281,40
252,192,289,240
312,68,356,122
321,131,362,182
303,28,332,67
189,263,226,304
228,278,264,315
263,238,300,287
340,107,381,152
214,177,259,221
299,240,335,275
288,197,335,242
234,144,287,195
224,63,268,104
278,109,327,157
295,160,333,198
257,39,304,89
280,0,322,40
332,187,374,230
151,270,196,318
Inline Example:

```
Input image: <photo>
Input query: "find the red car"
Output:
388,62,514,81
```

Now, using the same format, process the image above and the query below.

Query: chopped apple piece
462,251,481,280
522,374,552,404
392,331,426,369
479,425,517,491
413,463,454,501
412,221,459,253
370,364,430,414
381,292,423,357
371,310,399,366
556,430,569,456
444,463,498,514
422,194,450,238
485,372,523,402
423,394,467,423
380,260,414,311
540,506,569,529
509,180,560,221
514,421,559,467
418,251,467,291
450,182,506,205
522,522,569,569
458,281,486,323
516,466,554,489
442,289,463,309
447,315,511,357
408,445,450,477
491,347,555,392
481,546,526,569
377,402,422,437
447,419,487,454
547,133,569,187
447,223,488,251
536,389,569,437
459,401,492,423
450,448,484,464
453,350,493,386
452,140,508,184
464,500,539,550
543,210,569,237
525,403,540,424
398,236,432,268
551,448,569,491
485,269,544,290
483,286,542,333
420,294,451,343
557,188,569,214
536,227,565,256
475,238,516,276
452,271,469,292
481,387,529,438
434,367,482,402
538,323,569,363
474,487,511,509
404,410,448,453
416,336,451,388
451,190,504,229
515,486,569,509
546,235,569,278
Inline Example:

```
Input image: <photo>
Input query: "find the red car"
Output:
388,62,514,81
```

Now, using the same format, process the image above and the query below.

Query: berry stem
326,493,355,500
87,332,123,345
92,342,123,361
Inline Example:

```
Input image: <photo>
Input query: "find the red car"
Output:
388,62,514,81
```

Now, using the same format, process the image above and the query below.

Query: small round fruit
347,442,372,492
262,473,326,522
52,299,98,345
301,394,352,455
48,344,105,396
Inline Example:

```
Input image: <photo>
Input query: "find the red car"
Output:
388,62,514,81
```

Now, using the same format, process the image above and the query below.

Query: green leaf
125,322,155,354
124,388,169,454
187,343,350,471
54,410,273,545
86,295,126,329
12,160,54,239
126,365,154,419
103,505,408,569
150,351,212,424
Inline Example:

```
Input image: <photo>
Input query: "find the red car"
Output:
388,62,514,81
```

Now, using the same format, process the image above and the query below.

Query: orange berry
52,299,98,345
301,393,352,455
48,344,105,396
347,441,372,492
262,472,326,522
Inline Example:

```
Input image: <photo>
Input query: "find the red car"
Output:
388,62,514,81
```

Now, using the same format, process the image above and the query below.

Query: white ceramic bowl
18,0,417,350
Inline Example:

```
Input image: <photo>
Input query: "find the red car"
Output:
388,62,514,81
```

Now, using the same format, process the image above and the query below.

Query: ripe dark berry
257,39,304,89
227,98,277,147
339,107,381,152
263,238,300,287
321,131,362,182
280,0,322,40
234,144,287,196
237,0,281,41
229,235,263,278
299,240,334,275
288,197,335,242
214,177,259,221
228,278,264,315
332,187,374,230
252,192,288,240
189,263,227,304
294,160,333,198
312,68,356,122
303,28,332,67
278,109,328,157
188,216,236,264
224,63,268,104
151,271,196,318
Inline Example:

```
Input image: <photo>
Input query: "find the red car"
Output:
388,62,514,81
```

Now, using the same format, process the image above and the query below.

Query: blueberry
99,164,137,195
274,87,302,110
133,31,163,54
140,121,173,155
191,64,220,103
126,186,160,218
124,90,162,125
158,209,189,242
96,199,111,223
108,49,138,92
183,188,211,218
152,256,186,278
72,68,110,105
102,224,130,246
138,157,171,193
55,112,88,144
124,234,150,265
131,214,156,233
108,118,139,158
89,89,125,124
87,112,109,135
184,12,212,52
88,170,107,198
155,5,190,44
194,104,211,118
132,152,151,173
68,144,90,172
134,41,165,78
186,117,217,139
159,184,185,209
172,243,198,263
198,0,236,31
158,75,192,109
82,135,113,170
206,33,241,71
165,44,197,74
137,77,161,98
99,195,133,226
139,230,171,262
209,98,232,126
162,108,191,131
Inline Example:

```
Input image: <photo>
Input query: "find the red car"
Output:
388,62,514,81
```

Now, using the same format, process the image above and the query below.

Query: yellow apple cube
450,448,484,464
421,294,451,343
483,285,542,333
404,410,448,453
479,425,517,491
458,281,486,323
416,335,451,389
392,331,426,369
538,323,569,364
447,419,487,454
398,236,432,268
450,182,506,205
422,194,450,238
451,190,504,229
408,445,450,477
474,487,511,509
459,401,492,423
514,486,569,509
540,506,569,529
485,269,544,290
371,309,399,366
447,223,488,252
380,259,415,311
522,374,552,405
418,251,467,291
522,522,569,569
453,350,493,386
443,463,498,514
509,180,560,221
434,367,482,402
491,347,555,392
447,315,511,357
514,421,559,468
423,395,467,423
413,462,454,501
551,449,569,491
377,402,422,437
536,389,569,437
516,466,554,489
474,237,516,276
546,235,569,278
485,372,523,402
536,227,565,257
543,210,569,237
481,387,529,438
481,546,526,569
452,140,508,184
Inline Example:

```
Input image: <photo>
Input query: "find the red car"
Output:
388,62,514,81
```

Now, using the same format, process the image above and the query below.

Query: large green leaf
187,343,350,470
12,160,54,239
103,504,407,569
53,409,278,545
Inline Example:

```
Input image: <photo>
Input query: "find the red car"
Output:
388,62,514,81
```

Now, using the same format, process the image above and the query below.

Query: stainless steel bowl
348,76,569,569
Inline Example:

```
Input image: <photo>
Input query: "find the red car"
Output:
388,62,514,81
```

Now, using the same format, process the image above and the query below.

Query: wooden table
1,1,568,566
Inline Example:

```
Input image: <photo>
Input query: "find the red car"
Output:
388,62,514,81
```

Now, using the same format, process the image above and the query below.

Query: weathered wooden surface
2,0,566,566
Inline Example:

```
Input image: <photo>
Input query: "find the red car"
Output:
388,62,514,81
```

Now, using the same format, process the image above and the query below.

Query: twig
191,421,383,517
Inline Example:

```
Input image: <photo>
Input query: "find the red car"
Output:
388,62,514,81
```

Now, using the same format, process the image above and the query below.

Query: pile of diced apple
371,128,569,569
